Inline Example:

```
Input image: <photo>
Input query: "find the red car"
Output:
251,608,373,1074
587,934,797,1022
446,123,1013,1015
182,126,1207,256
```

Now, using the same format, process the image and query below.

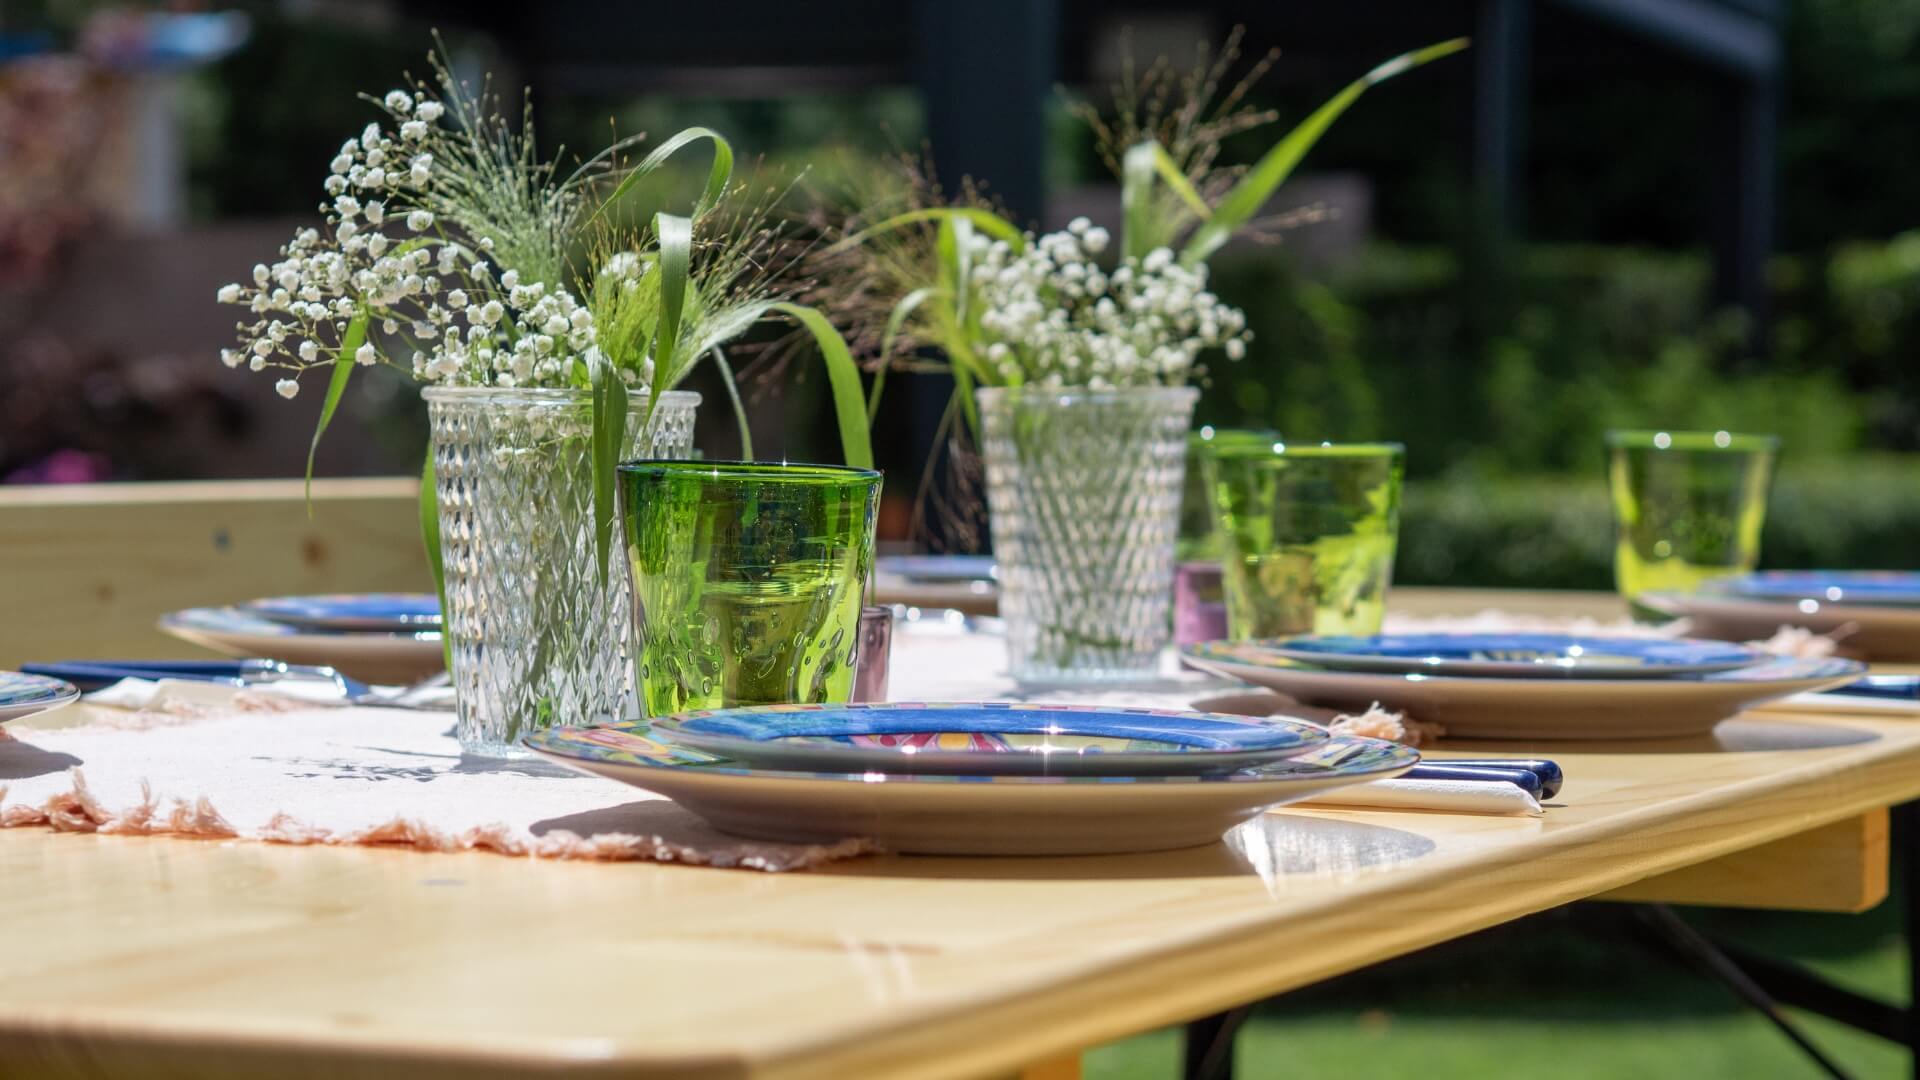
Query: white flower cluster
415,269,618,388
214,88,607,395
968,217,1249,389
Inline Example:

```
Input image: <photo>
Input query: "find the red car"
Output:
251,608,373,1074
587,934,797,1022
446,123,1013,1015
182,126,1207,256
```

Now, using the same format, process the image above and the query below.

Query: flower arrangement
817,34,1467,406
210,42,877,748
965,218,1248,389
215,42,871,576
808,31,1467,682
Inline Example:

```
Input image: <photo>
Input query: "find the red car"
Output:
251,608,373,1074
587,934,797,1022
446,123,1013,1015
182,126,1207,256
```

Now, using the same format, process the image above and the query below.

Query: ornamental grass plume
810,31,1468,399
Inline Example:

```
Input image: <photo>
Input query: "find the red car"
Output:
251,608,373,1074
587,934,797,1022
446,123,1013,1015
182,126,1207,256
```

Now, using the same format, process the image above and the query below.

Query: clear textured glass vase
977,385,1199,683
424,386,700,756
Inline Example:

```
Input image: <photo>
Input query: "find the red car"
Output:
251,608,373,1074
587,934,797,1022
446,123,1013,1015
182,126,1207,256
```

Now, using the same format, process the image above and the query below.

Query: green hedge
1201,241,1920,481
1397,456,1920,590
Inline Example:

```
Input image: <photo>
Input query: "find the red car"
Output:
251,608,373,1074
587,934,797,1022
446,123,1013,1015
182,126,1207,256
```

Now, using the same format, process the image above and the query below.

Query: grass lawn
1085,887,1909,1079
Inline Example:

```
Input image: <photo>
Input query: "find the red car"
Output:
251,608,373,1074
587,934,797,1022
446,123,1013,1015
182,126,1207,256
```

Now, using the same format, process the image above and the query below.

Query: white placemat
0,692,871,872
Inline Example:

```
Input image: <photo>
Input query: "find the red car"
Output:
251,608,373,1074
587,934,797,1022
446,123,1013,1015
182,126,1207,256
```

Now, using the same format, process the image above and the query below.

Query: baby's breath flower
968,226,1249,388
216,58,625,396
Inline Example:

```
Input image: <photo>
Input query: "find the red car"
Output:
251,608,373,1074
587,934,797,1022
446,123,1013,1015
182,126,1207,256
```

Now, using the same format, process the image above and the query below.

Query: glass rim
618,459,883,486
1604,429,1780,452
422,385,701,404
1190,426,1283,446
1205,440,1406,460
975,385,1200,403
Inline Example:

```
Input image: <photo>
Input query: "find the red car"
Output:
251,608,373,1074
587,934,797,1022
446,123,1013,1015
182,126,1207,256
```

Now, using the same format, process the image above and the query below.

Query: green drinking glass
1606,430,1778,606
1178,427,1282,563
1203,441,1404,639
619,461,883,718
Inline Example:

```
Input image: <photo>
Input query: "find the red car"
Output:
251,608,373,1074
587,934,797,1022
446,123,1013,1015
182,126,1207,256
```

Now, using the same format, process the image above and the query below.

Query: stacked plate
523,701,1418,855
1183,632,1865,740
0,671,81,726
1643,571,1920,660
160,593,444,685
872,554,999,616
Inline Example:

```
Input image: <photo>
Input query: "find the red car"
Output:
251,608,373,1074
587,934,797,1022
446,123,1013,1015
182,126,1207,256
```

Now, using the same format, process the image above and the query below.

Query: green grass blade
1148,143,1213,220
304,310,369,513
593,126,735,223
950,361,980,443
936,214,976,322
706,346,755,460
653,211,693,390
1122,140,1214,258
590,359,613,584
767,302,873,469
641,210,695,440
872,286,937,421
589,354,631,586
418,448,452,672
1121,142,1161,259
827,207,1026,255
1180,37,1468,266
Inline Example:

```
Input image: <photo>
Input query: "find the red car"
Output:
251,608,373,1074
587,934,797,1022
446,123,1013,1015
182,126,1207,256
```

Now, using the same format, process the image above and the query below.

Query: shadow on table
1441,718,1881,756
820,814,1437,884
0,735,81,780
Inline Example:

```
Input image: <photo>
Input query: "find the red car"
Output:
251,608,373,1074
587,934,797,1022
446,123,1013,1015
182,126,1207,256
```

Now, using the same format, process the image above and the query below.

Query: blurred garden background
2,2,1917,1075
5,1,1917,583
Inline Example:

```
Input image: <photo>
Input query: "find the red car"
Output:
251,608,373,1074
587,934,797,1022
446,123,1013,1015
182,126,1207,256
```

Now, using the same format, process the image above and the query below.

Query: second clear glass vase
977,385,1199,683
424,386,700,756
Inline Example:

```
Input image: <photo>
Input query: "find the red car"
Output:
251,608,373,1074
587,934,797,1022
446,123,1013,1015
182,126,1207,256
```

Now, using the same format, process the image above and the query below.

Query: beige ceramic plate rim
1642,591,1920,626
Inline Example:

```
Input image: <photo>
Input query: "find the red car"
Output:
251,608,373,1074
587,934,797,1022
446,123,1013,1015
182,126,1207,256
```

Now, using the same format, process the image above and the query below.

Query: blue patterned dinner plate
522,721,1416,855
159,606,445,686
648,702,1329,776
876,554,998,584
1257,632,1766,679
0,671,81,724
244,592,443,632
1702,571,1920,608
1184,642,1866,739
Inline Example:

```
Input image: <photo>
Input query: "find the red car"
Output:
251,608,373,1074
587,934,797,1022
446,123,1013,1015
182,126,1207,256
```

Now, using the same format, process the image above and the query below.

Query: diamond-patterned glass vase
424,386,700,755
977,386,1199,682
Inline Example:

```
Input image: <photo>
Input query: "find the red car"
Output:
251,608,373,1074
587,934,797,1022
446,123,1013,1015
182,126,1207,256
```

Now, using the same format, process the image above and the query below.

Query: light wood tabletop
2,586,1916,1078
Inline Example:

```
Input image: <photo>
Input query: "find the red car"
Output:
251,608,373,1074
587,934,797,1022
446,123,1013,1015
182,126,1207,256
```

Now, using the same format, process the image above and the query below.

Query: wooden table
1,585,1914,1078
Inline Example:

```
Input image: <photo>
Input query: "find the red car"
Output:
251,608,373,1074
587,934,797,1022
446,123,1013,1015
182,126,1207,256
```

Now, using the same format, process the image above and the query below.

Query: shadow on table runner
0,732,82,781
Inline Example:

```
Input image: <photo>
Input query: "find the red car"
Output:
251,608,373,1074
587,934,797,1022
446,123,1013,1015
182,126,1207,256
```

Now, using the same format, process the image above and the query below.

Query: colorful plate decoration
1251,632,1764,679
244,592,443,632
1183,643,1865,740
648,701,1329,775
523,722,1417,855
0,671,81,724
1701,571,1920,608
